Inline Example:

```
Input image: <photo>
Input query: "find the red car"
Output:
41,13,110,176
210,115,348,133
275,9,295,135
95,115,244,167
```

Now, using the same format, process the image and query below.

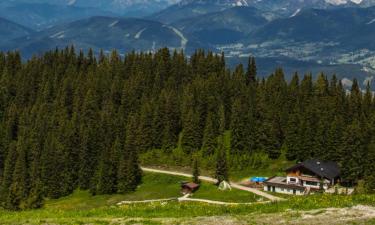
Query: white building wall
264,185,304,195
286,176,299,184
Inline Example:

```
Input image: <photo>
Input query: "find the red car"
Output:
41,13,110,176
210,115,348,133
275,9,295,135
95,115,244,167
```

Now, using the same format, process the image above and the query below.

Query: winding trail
117,198,177,205
177,194,271,205
141,167,283,202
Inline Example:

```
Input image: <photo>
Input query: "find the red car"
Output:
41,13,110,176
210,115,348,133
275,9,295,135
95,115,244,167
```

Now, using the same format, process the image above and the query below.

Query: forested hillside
0,48,374,211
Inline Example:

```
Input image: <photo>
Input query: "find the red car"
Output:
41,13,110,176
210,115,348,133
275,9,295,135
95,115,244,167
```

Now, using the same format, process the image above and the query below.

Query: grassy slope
45,173,183,211
1,169,375,224
192,183,262,203
44,172,259,212
140,131,296,182
1,194,375,224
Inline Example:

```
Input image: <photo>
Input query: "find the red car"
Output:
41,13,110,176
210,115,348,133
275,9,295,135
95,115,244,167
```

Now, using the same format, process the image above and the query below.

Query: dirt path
117,198,177,205
141,167,283,201
177,194,271,205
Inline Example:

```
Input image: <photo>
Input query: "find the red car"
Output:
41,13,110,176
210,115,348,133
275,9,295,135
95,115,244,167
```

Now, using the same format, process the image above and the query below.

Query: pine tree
136,101,153,152
246,57,257,85
0,141,17,206
192,157,200,184
326,115,344,162
285,106,300,160
79,89,100,190
7,136,28,210
202,112,218,156
215,138,228,185
117,114,142,193
340,120,367,184
181,108,202,154
25,179,44,209
93,138,119,195
41,134,65,199
230,99,246,155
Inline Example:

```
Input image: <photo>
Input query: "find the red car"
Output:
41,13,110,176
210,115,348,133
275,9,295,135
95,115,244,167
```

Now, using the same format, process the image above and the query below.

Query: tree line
0,47,374,210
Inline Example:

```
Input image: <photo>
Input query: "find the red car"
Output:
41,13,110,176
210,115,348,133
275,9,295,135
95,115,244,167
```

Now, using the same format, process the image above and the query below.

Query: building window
281,188,284,191
306,181,319,186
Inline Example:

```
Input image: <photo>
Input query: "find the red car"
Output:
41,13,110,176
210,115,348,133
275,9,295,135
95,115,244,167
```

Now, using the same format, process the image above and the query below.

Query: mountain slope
2,17,189,57
0,0,179,17
172,6,267,45
152,0,375,23
148,0,235,24
252,6,375,47
0,3,112,30
0,17,33,42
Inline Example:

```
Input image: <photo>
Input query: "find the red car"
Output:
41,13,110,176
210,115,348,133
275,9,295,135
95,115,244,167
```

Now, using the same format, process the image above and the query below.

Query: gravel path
141,167,283,202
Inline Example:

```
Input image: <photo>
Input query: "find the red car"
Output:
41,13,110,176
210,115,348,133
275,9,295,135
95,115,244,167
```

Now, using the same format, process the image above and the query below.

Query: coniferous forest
0,47,375,210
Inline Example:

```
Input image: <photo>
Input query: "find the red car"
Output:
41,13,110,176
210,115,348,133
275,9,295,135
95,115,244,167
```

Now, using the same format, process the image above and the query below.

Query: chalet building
264,159,340,195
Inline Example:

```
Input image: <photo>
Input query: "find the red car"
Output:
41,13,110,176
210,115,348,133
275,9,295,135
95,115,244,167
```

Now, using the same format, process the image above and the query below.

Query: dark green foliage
7,136,28,210
41,134,65,199
0,48,374,210
202,112,218,156
340,120,367,184
246,57,257,85
215,138,229,184
181,109,202,154
285,107,300,160
117,114,142,194
192,157,200,184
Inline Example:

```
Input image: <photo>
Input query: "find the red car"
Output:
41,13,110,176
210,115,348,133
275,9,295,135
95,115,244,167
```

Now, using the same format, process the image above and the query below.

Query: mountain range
1,0,375,84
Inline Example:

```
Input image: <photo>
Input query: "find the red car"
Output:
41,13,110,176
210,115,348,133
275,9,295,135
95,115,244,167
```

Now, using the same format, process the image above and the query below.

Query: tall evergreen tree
192,157,200,184
7,136,28,210
246,57,257,85
202,112,218,156
117,114,142,193
181,108,202,154
215,138,229,185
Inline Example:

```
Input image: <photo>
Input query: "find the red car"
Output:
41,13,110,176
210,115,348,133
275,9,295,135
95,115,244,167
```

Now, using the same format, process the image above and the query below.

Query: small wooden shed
181,182,200,195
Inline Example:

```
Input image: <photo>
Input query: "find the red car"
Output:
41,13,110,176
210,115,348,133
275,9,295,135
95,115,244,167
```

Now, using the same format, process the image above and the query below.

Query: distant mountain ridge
1,0,375,82
0,17,33,42
1,16,189,58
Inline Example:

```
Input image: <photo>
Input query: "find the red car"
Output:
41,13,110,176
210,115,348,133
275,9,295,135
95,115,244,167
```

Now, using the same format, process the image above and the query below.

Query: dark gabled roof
286,159,340,180
181,182,200,190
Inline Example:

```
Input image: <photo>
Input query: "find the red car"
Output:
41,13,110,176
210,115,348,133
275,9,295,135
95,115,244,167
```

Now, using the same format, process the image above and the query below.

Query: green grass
1,194,375,224
1,171,375,224
141,131,296,182
192,182,262,203
46,172,184,211
44,172,260,212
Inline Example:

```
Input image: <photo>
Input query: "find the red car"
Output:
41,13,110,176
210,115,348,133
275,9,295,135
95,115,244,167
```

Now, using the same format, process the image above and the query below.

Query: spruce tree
246,57,257,85
0,141,17,206
202,112,218,156
79,89,100,190
285,106,300,160
117,114,142,193
230,99,246,155
7,136,28,210
215,138,229,185
41,134,65,199
181,108,202,154
340,120,366,184
93,138,118,195
192,157,200,184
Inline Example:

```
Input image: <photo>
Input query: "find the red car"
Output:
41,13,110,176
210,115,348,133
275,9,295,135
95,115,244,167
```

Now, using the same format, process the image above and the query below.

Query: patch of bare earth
107,205,375,225
245,205,375,225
